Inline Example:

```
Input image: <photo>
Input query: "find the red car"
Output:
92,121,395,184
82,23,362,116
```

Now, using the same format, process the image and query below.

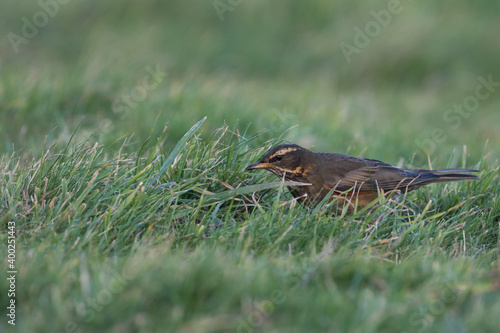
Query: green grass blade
147,117,207,187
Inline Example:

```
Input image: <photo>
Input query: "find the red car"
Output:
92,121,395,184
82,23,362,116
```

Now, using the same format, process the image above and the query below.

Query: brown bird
246,144,479,212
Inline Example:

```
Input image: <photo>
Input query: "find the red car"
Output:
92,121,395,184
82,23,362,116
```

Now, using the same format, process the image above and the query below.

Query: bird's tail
410,168,480,185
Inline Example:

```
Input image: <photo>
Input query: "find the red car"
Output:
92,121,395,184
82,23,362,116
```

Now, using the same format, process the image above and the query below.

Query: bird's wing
318,154,427,193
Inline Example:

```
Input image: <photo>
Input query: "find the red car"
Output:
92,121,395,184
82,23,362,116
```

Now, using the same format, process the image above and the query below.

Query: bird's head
245,144,311,179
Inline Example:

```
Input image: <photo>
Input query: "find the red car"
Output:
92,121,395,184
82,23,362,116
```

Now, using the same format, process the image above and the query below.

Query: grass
1,0,500,332
1,120,499,332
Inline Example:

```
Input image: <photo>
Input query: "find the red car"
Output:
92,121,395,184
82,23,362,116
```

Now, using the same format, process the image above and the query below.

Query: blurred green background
1,0,499,165
1,1,500,332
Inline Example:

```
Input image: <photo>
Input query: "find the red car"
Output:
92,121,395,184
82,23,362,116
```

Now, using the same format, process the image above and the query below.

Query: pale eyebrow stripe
269,147,298,159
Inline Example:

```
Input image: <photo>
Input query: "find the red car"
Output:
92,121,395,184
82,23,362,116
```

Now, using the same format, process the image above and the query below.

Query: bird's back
314,152,478,193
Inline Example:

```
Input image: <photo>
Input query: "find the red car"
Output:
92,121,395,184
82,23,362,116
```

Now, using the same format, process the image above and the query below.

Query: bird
245,144,479,213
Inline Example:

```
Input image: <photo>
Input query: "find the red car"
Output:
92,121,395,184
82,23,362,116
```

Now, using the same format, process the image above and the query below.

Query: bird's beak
245,161,268,171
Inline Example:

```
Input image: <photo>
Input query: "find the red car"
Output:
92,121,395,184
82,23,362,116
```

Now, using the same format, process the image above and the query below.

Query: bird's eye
275,155,284,161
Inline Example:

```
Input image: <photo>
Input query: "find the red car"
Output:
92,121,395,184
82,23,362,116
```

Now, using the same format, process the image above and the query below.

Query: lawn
1,1,500,332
